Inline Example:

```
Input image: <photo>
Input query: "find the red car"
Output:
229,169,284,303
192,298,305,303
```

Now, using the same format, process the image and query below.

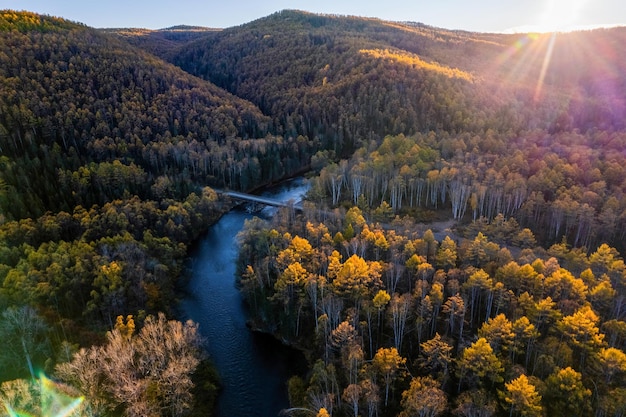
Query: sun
533,0,588,32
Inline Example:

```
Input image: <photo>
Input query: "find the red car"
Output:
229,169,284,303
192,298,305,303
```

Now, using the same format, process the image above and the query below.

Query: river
179,178,309,417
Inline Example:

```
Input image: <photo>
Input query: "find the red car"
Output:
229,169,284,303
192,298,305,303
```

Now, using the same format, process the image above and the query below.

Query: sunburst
534,0,588,33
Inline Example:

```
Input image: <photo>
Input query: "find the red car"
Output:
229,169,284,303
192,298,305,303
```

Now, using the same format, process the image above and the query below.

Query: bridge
216,190,303,211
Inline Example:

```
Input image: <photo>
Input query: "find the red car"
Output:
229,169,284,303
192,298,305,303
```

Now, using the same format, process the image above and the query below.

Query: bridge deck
217,190,303,210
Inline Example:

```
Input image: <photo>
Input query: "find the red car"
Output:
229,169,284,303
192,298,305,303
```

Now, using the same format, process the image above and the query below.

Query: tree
542,367,591,417
436,236,457,269
429,283,444,335
457,338,503,391
478,314,513,355
332,254,382,308
343,344,364,388
317,407,331,417
595,387,626,417
388,292,412,353
56,313,204,416
399,376,447,417
556,305,605,367
420,333,453,384
372,347,406,406
510,316,539,366
463,269,493,327
342,383,361,417
591,347,626,386
501,374,542,417
0,306,51,380
442,293,466,338
416,294,435,345
0,374,89,417
453,389,497,417
373,289,391,344
274,261,308,310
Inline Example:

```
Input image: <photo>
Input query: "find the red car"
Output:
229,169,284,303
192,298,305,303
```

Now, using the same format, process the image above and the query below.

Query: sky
3,0,626,33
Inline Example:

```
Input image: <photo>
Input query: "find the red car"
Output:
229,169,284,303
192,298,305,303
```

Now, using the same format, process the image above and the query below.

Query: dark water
179,179,309,417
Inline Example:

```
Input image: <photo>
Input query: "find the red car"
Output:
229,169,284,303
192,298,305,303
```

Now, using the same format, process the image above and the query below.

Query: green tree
542,367,591,417
453,389,497,417
591,347,626,386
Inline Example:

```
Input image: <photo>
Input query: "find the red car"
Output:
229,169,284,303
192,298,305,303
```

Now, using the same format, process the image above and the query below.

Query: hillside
163,10,626,151
0,10,315,220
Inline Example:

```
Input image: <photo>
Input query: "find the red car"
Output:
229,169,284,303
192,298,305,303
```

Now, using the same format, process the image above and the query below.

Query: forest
0,8,626,417
237,172,626,417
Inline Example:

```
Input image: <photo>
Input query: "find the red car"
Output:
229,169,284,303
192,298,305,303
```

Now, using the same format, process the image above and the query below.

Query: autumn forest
1,8,626,417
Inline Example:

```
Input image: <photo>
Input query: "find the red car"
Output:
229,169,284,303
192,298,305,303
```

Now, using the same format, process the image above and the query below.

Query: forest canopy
1,8,626,417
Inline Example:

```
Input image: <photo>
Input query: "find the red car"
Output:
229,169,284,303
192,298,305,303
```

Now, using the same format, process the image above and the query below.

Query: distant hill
123,10,623,154
103,25,219,60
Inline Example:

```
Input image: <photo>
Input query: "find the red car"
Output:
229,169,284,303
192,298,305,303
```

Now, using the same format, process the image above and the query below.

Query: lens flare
2,373,84,417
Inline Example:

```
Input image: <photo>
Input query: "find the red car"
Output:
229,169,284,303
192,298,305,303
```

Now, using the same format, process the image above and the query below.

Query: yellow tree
436,236,457,270
463,268,493,326
277,234,316,271
372,347,406,407
501,374,542,417
332,254,382,309
478,314,513,355
371,289,391,353
274,261,308,312
316,407,331,417
457,338,503,391
510,316,539,366
556,305,605,367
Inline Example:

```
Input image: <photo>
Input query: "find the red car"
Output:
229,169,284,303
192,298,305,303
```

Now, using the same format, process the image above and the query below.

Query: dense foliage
0,10,316,221
237,204,626,416
310,131,626,252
